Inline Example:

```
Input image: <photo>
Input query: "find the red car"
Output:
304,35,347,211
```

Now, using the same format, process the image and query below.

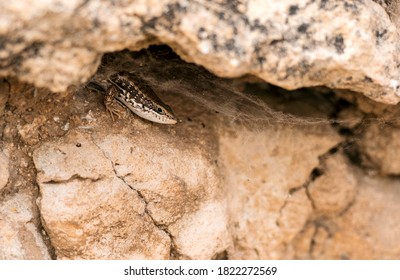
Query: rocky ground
1,0,400,259
1,46,400,259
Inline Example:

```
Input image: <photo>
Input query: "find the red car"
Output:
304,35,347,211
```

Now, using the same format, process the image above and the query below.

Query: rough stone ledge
2,30,400,259
1,0,400,104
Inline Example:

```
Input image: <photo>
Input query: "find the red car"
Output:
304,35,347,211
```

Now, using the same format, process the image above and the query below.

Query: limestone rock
33,121,230,259
92,132,230,259
1,0,400,105
294,173,400,259
332,175,400,259
0,193,50,259
2,42,400,260
219,124,341,259
170,202,231,259
33,132,172,259
308,153,357,217
0,151,9,191
359,124,400,175
17,115,47,145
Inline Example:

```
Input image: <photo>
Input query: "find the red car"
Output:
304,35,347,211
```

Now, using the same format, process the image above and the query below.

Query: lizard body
87,71,177,124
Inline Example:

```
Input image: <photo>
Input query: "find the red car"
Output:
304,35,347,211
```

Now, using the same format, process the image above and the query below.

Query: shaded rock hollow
1,0,400,103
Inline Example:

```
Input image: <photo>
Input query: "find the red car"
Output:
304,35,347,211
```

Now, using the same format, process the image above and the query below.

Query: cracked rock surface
34,132,172,259
2,43,400,259
219,122,340,259
294,173,400,259
1,0,400,104
308,153,357,217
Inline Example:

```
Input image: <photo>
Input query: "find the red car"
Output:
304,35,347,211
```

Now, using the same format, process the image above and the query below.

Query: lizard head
133,100,178,125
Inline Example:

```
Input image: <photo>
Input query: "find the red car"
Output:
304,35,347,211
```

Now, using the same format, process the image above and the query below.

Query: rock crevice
1,0,400,104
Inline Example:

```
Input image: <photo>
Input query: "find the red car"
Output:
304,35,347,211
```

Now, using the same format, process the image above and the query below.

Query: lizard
86,71,177,125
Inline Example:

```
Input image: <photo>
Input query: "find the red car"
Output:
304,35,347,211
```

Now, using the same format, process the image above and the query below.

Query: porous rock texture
1,0,400,260
1,0,400,104
0,193,51,259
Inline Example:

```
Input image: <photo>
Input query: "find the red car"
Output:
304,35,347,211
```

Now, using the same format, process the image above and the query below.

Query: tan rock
295,174,400,259
359,124,400,175
0,151,9,191
39,177,171,259
17,116,47,145
33,126,230,259
34,131,113,183
170,202,231,259
308,153,357,217
92,132,230,259
34,132,172,259
219,124,341,259
0,1,400,104
1,38,399,260
0,193,50,259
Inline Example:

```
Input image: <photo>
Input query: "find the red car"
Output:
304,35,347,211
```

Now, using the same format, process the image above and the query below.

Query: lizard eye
157,107,163,113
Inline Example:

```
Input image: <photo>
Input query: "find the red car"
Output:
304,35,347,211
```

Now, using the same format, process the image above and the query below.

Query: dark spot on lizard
288,5,299,15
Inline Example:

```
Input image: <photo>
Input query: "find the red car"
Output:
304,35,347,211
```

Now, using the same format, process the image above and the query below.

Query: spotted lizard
87,71,177,124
